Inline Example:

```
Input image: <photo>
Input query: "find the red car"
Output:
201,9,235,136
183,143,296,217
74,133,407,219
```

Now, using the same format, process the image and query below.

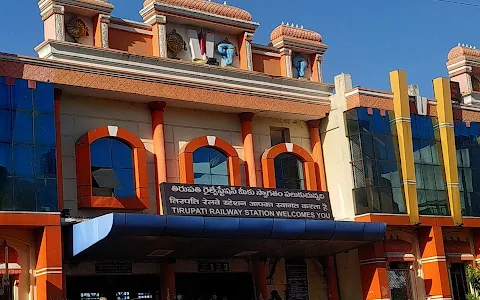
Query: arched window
193,147,229,185
90,137,135,198
262,143,317,191
75,126,148,210
274,153,305,190
179,136,241,186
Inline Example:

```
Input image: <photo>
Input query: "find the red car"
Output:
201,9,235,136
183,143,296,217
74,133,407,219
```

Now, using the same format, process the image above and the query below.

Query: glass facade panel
90,137,136,198
455,120,480,216
0,78,58,212
193,147,229,185
411,114,448,216
346,108,406,215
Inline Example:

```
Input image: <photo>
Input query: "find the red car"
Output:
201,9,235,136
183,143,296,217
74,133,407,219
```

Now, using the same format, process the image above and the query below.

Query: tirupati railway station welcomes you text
160,183,332,220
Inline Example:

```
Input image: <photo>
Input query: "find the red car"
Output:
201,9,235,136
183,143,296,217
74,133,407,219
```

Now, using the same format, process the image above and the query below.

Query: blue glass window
33,82,54,114
346,108,406,215
35,113,56,146
0,77,57,212
193,147,229,185
0,78,9,109
274,153,304,190
411,114,448,216
0,110,12,143
12,79,33,111
35,146,56,178
13,145,34,178
36,179,58,212
90,137,135,198
455,120,480,216
0,143,12,174
12,111,33,144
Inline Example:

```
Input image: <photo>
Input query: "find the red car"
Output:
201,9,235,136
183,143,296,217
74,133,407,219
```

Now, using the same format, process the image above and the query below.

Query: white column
316,54,323,83
280,48,293,78
150,15,167,58
41,5,65,41
99,14,110,48
245,32,254,71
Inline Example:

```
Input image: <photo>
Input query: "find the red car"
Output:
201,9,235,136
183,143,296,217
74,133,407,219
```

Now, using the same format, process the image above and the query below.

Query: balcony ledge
35,40,333,105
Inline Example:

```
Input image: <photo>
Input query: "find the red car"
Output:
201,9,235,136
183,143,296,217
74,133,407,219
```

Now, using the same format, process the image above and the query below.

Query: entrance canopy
69,214,386,260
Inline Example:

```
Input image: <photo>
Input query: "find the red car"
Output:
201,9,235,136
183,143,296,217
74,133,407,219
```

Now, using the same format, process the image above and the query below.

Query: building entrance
175,273,255,300
450,264,468,300
66,275,161,300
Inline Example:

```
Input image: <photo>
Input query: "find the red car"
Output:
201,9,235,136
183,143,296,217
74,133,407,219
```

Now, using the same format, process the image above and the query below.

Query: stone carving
66,15,89,43
293,55,308,78
217,37,237,66
166,29,187,59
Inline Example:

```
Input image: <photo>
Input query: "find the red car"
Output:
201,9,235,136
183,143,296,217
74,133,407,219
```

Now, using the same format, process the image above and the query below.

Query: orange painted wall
108,28,153,56
252,53,281,76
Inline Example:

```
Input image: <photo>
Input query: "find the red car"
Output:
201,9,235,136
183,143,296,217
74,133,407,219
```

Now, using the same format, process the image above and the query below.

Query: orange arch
179,136,241,186
75,126,149,210
261,143,317,191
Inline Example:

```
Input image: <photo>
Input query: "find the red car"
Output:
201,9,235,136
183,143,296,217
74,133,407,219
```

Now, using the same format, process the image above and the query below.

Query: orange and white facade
3,0,480,300
1,0,352,299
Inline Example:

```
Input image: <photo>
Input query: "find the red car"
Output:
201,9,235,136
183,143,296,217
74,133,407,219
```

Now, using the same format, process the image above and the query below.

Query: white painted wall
322,73,356,220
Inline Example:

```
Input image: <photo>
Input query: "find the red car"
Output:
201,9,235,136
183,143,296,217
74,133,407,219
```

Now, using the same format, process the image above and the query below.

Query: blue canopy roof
69,214,386,260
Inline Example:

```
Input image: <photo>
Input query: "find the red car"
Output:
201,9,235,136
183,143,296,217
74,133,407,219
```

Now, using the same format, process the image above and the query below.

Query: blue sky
0,0,477,97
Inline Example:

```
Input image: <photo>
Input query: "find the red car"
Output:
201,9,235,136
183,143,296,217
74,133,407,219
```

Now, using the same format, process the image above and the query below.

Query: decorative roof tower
269,23,327,82
38,0,114,48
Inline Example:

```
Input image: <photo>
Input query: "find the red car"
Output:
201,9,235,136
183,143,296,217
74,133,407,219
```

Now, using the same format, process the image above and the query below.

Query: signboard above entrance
160,183,332,220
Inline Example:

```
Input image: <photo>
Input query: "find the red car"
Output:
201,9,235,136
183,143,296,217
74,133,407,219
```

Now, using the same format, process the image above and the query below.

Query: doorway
66,275,161,300
175,273,255,300
450,263,468,300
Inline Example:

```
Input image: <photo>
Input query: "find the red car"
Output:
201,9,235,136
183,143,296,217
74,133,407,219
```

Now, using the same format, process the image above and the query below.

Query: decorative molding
144,14,167,25
251,50,281,58
55,13,65,41
158,23,167,58
34,40,333,104
38,0,114,15
140,2,259,31
345,88,393,99
245,39,253,72
109,23,153,36
101,21,109,48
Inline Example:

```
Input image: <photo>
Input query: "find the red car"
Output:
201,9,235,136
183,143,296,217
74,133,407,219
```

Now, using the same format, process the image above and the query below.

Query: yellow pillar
390,70,419,224
433,78,463,225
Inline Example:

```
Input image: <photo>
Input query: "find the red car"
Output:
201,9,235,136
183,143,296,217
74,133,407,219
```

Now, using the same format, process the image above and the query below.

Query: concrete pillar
390,70,419,225
358,242,390,300
306,120,327,191
311,54,323,83
41,5,65,41
161,263,175,300
54,88,64,211
279,48,293,78
148,15,167,58
239,112,257,187
238,32,254,71
35,226,63,300
253,261,268,300
93,14,110,48
418,226,452,299
149,101,167,214
326,256,340,300
433,77,463,225
322,73,355,220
